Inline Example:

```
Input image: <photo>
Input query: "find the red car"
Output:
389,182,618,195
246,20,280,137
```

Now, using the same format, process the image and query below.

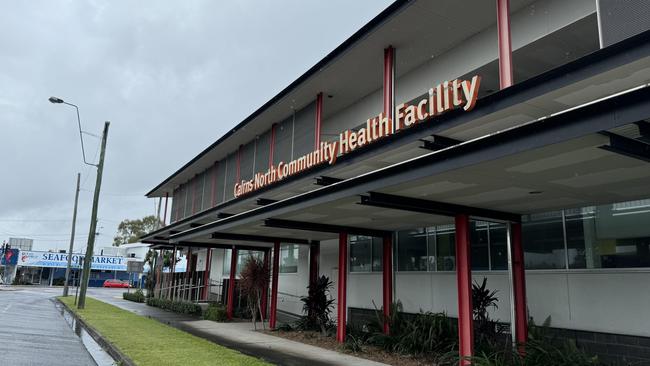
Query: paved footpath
87,288,390,366
0,286,97,366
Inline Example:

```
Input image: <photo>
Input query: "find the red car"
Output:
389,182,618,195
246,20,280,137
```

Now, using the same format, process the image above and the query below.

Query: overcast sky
0,0,393,252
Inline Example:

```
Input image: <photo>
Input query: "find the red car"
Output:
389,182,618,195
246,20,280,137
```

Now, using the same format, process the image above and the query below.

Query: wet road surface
0,287,97,366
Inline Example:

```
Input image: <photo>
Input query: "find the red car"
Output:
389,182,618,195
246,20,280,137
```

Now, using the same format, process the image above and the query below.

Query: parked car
102,279,130,288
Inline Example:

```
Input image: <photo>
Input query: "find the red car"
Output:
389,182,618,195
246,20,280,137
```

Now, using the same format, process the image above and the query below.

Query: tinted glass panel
350,235,371,272
471,221,489,270
372,237,383,272
397,228,427,271
566,200,650,268
280,244,298,273
489,223,508,270
436,224,456,271
522,211,566,269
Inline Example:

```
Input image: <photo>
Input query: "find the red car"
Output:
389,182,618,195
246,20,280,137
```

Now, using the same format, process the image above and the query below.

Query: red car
102,279,130,288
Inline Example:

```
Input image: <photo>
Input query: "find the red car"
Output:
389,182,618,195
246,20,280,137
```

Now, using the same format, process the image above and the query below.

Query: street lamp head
48,96,64,104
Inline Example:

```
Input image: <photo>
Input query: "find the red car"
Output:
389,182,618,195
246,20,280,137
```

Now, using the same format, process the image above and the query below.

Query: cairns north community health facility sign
234,75,481,198
18,251,128,271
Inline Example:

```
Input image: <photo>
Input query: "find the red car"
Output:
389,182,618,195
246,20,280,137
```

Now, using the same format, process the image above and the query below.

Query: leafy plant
472,277,507,353
145,297,202,315
343,334,365,353
297,275,335,336
366,302,457,357
239,254,270,329
203,303,228,322
123,289,145,303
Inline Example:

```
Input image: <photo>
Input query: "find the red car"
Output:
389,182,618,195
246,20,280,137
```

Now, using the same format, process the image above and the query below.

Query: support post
63,173,80,297
202,249,212,301
337,232,348,343
162,192,169,226
269,241,280,329
496,0,514,89
511,222,528,352
314,93,323,149
227,247,238,320
261,249,270,319
384,46,395,130
455,214,474,365
382,235,393,335
77,121,110,310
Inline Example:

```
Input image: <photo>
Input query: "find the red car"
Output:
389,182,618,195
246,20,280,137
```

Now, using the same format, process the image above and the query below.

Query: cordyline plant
239,254,270,330
298,275,335,336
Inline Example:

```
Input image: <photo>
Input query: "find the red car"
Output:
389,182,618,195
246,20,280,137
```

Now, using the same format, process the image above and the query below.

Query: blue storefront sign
18,251,128,271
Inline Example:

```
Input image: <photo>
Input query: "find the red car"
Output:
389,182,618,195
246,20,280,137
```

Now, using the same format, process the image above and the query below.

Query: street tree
112,215,161,246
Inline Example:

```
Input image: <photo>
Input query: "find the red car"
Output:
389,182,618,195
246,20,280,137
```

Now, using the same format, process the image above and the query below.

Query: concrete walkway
87,288,389,366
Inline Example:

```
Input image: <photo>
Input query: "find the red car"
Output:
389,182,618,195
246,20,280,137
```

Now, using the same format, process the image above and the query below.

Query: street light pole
77,121,110,309
63,173,80,297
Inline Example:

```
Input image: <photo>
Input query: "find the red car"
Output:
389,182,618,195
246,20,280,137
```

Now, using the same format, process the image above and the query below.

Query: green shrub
203,303,228,322
123,289,145,303
145,297,202,316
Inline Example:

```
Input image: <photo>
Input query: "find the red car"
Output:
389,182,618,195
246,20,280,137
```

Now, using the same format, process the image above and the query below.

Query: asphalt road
0,287,98,366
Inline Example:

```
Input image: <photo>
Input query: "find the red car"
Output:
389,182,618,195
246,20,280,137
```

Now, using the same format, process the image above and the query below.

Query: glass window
426,228,436,271
489,223,508,270
280,244,298,273
349,236,384,272
471,221,490,270
566,200,650,269
436,224,456,271
350,235,372,272
522,211,566,269
397,228,427,271
223,250,261,276
371,237,383,272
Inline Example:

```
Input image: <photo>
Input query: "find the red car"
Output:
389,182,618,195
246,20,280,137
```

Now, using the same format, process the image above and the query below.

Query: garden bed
262,329,435,366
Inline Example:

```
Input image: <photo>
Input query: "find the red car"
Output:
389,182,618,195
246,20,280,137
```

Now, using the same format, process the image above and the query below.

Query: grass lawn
58,296,270,366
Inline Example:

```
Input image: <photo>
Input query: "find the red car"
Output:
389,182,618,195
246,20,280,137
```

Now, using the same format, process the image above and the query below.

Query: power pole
63,173,81,297
77,121,110,309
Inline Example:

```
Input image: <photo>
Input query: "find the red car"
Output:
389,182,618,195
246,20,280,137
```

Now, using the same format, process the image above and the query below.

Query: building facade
143,0,650,363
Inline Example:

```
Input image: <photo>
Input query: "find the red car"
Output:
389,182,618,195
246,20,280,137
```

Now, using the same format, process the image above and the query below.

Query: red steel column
382,235,393,335
314,93,323,150
226,247,238,320
496,0,514,89
269,124,277,169
309,241,320,287
383,46,395,129
269,241,280,328
512,222,528,352
162,192,169,225
236,145,242,183
336,232,348,343
261,249,270,319
202,249,212,300
455,214,474,365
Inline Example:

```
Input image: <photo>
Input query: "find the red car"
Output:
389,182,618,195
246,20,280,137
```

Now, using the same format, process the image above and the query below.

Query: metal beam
420,135,463,151
635,121,650,142
599,131,650,163
315,176,342,186
177,241,269,252
189,223,203,228
264,218,390,237
256,198,277,206
217,212,234,219
359,192,521,223
210,232,310,245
